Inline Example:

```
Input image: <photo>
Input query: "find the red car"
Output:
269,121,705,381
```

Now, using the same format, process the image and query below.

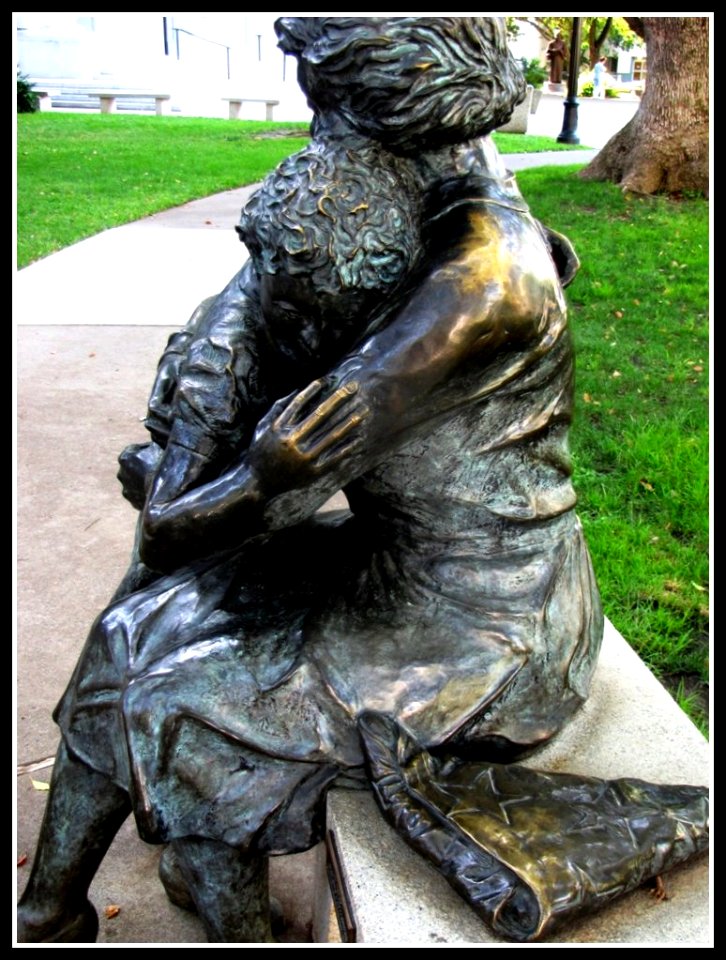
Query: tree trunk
579,17,709,196
588,18,612,68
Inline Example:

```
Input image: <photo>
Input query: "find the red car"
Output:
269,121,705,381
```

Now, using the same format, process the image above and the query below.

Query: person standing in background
593,56,607,98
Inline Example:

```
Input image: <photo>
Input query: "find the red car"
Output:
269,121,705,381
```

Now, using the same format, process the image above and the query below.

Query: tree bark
588,18,612,67
579,17,709,196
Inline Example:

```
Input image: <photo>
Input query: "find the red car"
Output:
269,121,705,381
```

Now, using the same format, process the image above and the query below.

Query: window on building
633,59,647,82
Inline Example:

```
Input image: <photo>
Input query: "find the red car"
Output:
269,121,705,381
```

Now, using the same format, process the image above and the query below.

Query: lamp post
557,17,582,144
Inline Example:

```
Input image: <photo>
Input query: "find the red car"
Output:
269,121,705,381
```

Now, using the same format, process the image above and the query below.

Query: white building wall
505,21,549,69
16,12,313,122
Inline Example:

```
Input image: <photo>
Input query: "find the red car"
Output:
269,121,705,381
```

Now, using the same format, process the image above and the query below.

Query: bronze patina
18,17,707,944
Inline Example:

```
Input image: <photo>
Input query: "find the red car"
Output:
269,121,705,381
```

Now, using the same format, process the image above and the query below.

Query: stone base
496,83,533,134
548,81,566,95
315,618,711,944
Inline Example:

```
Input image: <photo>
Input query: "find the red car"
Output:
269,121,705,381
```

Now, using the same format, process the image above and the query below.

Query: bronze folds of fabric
358,711,708,942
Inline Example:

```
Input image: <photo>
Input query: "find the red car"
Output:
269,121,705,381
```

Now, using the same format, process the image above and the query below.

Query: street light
557,17,582,144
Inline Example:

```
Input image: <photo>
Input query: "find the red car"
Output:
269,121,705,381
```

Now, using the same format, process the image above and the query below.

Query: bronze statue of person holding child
18,17,707,944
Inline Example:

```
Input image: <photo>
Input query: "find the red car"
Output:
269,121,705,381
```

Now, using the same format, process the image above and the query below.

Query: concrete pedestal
315,619,710,945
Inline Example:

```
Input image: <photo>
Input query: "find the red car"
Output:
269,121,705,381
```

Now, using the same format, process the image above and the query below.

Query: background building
15,13,313,121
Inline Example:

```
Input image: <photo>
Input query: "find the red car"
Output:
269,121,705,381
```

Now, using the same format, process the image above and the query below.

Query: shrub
17,72,39,113
519,57,549,89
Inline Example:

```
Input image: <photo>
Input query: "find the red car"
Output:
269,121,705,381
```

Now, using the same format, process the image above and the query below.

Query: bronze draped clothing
55,172,603,853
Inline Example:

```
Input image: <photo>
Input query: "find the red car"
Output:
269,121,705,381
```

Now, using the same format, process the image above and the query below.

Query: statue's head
238,140,419,297
237,140,421,360
275,17,526,152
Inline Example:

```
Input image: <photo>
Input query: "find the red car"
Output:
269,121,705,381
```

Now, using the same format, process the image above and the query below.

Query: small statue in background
547,30,567,84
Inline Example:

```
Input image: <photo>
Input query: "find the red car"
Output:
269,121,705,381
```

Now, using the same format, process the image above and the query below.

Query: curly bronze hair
237,139,421,297
275,17,526,152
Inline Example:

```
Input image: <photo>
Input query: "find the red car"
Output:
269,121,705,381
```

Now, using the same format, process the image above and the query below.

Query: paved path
15,149,599,329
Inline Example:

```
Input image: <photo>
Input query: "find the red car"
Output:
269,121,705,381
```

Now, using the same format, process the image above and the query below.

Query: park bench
32,88,59,112
83,90,172,116
31,85,172,115
222,97,280,121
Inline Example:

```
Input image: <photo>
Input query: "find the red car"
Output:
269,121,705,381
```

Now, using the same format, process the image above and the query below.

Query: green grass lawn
16,114,584,268
16,115,710,733
16,114,312,268
517,166,709,734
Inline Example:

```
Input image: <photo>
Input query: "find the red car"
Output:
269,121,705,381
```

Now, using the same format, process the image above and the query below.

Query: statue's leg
17,739,131,943
171,836,274,943
159,844,286,937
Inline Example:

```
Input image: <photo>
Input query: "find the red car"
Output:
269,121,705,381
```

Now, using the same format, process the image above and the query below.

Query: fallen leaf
691,582,708,593
614,310,624,318
692,365,703,373
17,854,28,867
639,479,654,492
88,352,96,358
611,370,622,378
105,905,121,919
204,219,213,225
582,392,592,403
31,779,50,791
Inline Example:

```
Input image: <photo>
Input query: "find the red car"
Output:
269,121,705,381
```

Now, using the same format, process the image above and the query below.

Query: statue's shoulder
422,174,535,259
424,172,528,225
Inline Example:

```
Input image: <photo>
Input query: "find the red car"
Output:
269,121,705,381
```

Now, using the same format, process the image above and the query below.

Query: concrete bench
86,91,172,116
32,89,59,112
223,97,280,121
41,89,172,115
313,618,710,944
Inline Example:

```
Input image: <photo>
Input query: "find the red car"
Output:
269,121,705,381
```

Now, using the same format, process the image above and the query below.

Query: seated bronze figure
18,17,707,944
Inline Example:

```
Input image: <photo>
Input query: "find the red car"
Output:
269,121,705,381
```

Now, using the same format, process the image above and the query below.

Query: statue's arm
257,205,559,527
139,207,554,569
120,262,272,513
143,295,218,449
139,378,369,571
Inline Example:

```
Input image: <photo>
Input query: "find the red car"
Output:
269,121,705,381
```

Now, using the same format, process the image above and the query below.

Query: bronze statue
18,17,707,944
546,30,567,84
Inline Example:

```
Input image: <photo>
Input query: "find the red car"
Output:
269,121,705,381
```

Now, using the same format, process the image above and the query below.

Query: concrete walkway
14,148,599,330
15,136,708,944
